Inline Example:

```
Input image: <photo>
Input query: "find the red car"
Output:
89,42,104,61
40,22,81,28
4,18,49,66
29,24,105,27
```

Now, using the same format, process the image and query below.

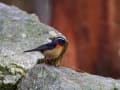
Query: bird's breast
43,46,63,59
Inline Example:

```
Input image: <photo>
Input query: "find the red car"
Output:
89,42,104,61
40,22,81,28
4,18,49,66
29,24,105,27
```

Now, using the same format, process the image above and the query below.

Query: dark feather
24,43,56,53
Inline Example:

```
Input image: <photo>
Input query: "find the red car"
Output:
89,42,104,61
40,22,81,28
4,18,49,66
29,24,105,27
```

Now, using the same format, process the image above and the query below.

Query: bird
24,36,68,66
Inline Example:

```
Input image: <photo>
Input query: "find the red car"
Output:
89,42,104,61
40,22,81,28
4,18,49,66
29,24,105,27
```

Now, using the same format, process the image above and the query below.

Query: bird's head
51,37,67,47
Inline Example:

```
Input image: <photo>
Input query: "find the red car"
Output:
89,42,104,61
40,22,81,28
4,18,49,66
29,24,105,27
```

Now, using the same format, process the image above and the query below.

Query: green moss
0,65,12,75
0,64,26,89
0,74,23,90
0,63,27,75
11,63,27,72
0,77,22,90
0,83,17,90
113,87,118,90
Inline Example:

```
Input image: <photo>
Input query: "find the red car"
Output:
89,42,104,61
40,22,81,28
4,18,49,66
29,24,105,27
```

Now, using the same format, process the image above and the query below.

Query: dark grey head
52,37,66,46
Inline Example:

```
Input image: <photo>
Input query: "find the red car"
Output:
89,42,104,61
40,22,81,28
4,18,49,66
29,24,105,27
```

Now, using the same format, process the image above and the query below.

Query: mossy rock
0,2,63,90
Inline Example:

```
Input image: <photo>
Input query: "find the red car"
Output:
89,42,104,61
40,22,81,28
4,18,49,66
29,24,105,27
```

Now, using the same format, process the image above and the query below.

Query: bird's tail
24,48,38,52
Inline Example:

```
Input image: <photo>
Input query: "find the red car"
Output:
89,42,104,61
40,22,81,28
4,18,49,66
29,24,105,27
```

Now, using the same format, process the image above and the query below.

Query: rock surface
0,2,63,90
18,64,120,90
1,2,120,90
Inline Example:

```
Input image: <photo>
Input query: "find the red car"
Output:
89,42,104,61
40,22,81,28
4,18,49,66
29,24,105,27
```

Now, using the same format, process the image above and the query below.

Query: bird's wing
24,43,56,52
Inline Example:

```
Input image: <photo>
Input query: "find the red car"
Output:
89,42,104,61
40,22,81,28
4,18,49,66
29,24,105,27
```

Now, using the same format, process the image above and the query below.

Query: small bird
24,36,68,66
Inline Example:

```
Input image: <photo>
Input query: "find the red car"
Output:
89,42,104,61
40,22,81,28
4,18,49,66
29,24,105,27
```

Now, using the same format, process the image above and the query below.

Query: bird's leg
45,58,53,65
46,57,61,66
37,57,61,66
54,58,61,66
54,57,61,66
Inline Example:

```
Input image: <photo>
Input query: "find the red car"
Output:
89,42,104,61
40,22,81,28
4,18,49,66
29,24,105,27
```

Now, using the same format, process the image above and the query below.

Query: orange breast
56,44,62,48
43,45,63,59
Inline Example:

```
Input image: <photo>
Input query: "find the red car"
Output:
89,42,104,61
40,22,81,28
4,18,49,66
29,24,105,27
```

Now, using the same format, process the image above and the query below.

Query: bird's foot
45,58,61,67
37,58,61,67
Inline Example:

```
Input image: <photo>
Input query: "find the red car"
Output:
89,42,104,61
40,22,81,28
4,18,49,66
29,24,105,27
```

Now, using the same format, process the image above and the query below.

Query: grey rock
0,2,63,90
1,2,120,90
18,64,120,90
